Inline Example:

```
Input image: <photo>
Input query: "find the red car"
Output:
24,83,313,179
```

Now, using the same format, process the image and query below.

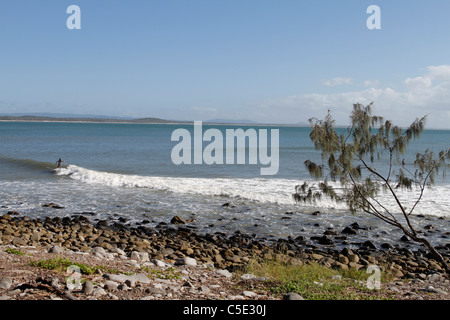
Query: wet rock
170,215,186,225
400,235,409,242
361,240,377,249
42,203,64,209
381,243,394,249
222,202,235,208
318,236,334,245
350,222,368,230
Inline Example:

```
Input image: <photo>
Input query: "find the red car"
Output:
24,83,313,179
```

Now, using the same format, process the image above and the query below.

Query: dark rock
361,240,376,249
341,248,354,256
342,227,357,235
381,243,393,249
311,211,320,216
314,236,334,245
222,202,235,208
400,235,409,242
42,203,64,209
73,211,96,216
350,222,368,230
96,220,109,227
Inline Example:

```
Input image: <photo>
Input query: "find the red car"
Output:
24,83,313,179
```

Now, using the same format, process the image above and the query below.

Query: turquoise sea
1,121,449,249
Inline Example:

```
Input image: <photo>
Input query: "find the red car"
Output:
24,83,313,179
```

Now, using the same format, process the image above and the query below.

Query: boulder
342,227,357,235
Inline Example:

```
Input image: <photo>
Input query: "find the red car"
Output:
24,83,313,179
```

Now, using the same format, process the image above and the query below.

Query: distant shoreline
0,116,308,127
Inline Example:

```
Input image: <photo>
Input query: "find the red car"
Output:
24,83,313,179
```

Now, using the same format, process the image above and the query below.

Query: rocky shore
0,211,449,300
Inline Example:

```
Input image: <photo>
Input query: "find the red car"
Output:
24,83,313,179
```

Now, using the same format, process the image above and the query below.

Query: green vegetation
143,266,182,280
240,257,394,300
29,256,118,275
5,248,27,256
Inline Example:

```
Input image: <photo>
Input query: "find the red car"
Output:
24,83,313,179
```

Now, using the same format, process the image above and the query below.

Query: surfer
56,158,65,168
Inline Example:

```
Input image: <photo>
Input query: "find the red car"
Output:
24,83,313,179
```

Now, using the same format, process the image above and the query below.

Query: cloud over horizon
256,65,450,129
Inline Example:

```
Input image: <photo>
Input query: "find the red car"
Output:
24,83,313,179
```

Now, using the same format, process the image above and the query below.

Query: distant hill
0,114,184,124
0,112,133,120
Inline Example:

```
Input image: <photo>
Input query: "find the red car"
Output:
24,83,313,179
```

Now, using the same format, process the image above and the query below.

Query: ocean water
1,121,449,249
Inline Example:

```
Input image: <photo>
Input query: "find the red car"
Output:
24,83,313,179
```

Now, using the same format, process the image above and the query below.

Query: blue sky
1,0,450,128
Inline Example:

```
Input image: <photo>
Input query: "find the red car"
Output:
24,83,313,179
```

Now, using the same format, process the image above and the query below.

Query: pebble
0,276,12,290
82,281,95,295
425,286,447,295
283,292,304,300
92,287,107,297
104,281,118,291
216,269,233,278
146,287,166,295
48,245,63,254
175,257,197,267
239,273,253,279
242,291,257,297
130,251,149,262
103,273,150,285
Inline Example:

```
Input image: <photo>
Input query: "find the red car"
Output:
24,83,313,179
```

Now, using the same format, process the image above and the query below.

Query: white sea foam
57,165,450,218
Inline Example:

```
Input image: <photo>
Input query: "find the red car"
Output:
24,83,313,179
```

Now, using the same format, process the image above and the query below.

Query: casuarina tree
294,103,450,273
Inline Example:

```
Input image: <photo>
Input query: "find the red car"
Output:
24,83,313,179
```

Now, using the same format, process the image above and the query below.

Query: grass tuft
238,256,394,300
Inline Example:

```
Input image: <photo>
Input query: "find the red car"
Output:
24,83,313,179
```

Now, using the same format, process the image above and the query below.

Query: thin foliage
294,103,450,272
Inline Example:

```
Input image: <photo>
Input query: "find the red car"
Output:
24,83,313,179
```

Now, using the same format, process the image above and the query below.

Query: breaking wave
55,165,450,218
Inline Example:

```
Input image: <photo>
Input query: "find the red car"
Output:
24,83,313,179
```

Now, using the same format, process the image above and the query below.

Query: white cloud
363,79,379,87
256,65,450,128
322,77,353,87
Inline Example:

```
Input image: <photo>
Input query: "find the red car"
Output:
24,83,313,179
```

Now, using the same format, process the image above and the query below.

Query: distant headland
0,113,308,126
